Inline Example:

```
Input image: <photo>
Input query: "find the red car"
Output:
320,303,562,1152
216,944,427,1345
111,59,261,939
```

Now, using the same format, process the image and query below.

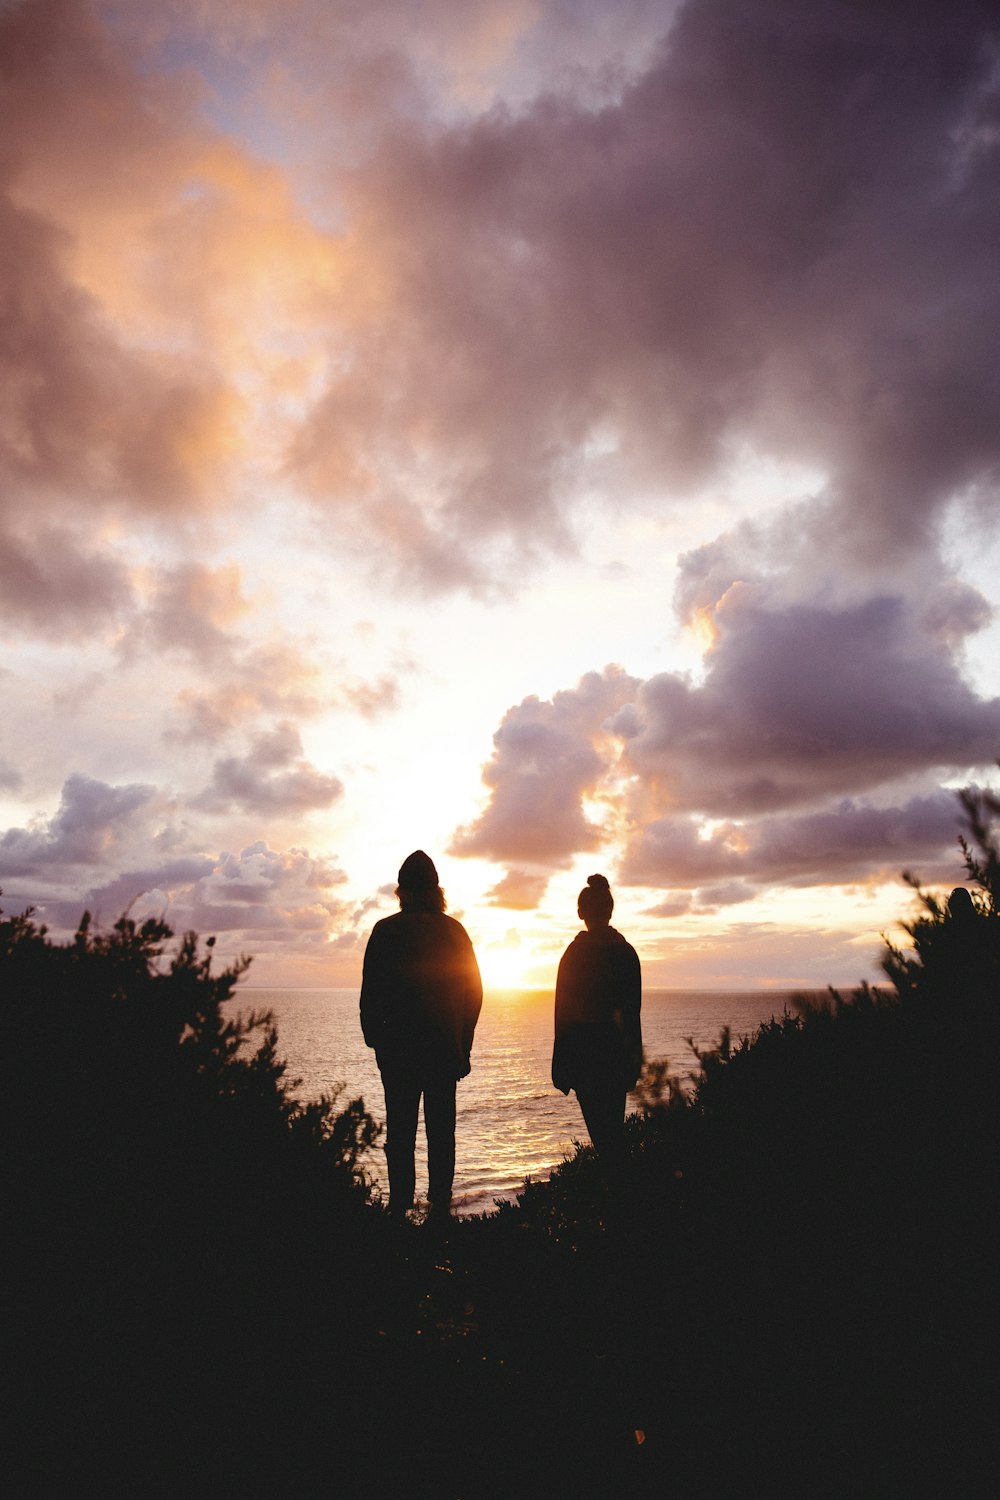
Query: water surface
231,987,799,1215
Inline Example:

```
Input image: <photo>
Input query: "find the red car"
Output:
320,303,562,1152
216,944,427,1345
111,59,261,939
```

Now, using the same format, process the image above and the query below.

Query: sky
2,0,999,992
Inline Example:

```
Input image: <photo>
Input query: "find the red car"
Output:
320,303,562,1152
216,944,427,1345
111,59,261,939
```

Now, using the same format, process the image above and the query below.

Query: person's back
552,874,642,1156
361,907,481,1077
555,924,639,1029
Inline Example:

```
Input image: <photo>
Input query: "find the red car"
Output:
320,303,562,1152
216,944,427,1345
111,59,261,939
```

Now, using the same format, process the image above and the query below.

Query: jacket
360,910,483,1078
552,926,642,1095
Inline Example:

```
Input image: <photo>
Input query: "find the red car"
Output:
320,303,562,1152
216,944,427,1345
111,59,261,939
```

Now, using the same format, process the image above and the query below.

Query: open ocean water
230,988,807,1216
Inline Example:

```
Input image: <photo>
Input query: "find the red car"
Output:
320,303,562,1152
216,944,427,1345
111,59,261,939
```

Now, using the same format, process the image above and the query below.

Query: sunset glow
3,0,999,991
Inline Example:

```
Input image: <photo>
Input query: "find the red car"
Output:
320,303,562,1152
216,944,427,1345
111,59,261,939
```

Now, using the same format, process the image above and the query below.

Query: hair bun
587,873,610,891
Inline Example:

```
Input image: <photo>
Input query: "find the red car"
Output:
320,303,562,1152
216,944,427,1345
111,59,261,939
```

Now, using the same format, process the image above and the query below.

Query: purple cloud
192,722,343,816
622,790,967,897
451,666,639,863
0,774,156,877
615,590,1000,817
287,0,1000,584
455,581,997,900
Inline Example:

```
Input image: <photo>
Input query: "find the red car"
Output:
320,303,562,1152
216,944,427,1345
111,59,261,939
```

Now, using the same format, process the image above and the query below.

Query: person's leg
381,1068,421,1213
576,1084,626,1158
422,1075,457,1209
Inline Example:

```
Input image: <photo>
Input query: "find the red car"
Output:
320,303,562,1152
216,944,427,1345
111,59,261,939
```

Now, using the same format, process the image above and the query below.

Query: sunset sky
2,0,999,990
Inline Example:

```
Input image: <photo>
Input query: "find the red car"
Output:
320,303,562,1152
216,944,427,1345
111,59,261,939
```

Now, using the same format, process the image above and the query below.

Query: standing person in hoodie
552,874,642,1156
360,850,483,1218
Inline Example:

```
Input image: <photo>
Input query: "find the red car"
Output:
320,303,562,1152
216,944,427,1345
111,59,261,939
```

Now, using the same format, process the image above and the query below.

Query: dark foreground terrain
4,796,998,1496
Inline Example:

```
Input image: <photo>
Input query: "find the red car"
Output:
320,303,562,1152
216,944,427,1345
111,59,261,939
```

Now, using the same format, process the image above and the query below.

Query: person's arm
620,945,643,1089
359,922,389,1050
551,949,573,1094
461,927,483,1060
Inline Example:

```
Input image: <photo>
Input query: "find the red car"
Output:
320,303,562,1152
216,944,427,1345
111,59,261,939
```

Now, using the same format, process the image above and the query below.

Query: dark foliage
453,791,999,1498
2,905,378,1203
4,784,998,1497
2,904,383,1494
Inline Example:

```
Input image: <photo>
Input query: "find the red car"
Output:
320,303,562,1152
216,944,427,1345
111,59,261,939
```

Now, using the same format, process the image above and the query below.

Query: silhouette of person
943,884,991,1003
552,873,642,1156
360,851,482,1217
947,885,976,925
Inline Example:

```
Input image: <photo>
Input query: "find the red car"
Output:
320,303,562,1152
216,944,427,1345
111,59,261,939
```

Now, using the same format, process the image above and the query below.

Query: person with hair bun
552,873,642,1156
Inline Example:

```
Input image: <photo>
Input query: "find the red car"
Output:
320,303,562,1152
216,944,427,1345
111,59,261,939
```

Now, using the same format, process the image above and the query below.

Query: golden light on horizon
476,935,540,992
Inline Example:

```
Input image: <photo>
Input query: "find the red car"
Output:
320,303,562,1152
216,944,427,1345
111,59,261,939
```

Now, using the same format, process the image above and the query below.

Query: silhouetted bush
4,781,997,1496
2,903,383,1493
461,786,999,1496
1,905,377,1210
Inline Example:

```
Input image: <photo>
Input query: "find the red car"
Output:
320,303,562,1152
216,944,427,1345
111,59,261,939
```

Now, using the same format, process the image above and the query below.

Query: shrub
1,904,377,1212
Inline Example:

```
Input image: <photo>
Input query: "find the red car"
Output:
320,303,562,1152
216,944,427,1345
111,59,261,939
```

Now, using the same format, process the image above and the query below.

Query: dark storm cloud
451,666,640,863
192,722,343,816
289,0,1000,584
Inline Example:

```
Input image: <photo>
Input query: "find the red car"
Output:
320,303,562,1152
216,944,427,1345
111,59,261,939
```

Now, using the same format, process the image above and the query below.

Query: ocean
230,987,805,1216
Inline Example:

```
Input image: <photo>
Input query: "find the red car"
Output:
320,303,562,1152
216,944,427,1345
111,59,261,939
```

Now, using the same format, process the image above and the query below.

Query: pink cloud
191,722,343,816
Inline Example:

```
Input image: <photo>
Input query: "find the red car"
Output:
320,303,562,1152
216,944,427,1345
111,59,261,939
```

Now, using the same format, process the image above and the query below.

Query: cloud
455,566,998,897
644,894,692,919
0,769,350,957
191,722,343,815
19,842,350,960
56,855,219,927
0,758,23,794
4,0,1000,988
0,773,156,877
622,790,967,896
178,842,349,944
339,672,401,718
0,525,133,636
0,183,239,521
124,563,251,666
6,0,999,597
285,0,1000,585
614,587,1000,818
484,868,551,909
451,665,639,863
168,640,332,744
0,0,334,553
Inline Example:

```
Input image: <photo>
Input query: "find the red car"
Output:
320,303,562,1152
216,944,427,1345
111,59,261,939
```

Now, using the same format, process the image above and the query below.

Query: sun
477,939,545,993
